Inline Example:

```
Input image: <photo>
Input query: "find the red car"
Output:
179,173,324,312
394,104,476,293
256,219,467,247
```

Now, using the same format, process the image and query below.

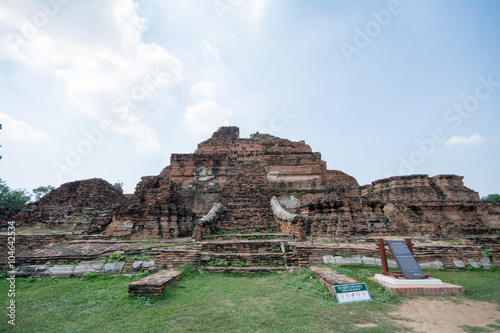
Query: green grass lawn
0,266,498,333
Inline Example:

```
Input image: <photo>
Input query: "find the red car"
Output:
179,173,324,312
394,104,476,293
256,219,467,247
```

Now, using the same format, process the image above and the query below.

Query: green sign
333,283,372,304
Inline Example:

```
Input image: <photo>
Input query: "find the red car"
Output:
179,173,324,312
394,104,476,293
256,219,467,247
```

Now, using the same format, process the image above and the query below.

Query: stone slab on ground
16,243,126,265
102,261,126,274
468,258,482,268
310,266,358,297
373,274,465,296
322,255,404,269
73,260,106,277
130,260,157,272
418,260,444,270
10,265,50,278
128,270,182,297
452,259,466,269
9,260,126,278
479,257,492,269
47,265,74,278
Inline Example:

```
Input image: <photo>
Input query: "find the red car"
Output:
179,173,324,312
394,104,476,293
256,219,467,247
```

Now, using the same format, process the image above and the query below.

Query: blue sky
0,0,499,197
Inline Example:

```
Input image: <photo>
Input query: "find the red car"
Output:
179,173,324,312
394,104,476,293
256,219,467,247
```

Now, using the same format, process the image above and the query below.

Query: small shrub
213,260,229,267
233,262,249,267
109,253,126,261
83,272,98,279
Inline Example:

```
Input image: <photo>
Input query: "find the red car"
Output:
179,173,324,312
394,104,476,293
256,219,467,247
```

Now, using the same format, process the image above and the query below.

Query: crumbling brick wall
360,174,479,201
13,178,127,232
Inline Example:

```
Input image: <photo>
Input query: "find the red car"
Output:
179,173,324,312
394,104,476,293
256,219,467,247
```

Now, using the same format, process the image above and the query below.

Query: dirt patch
390,298,500,332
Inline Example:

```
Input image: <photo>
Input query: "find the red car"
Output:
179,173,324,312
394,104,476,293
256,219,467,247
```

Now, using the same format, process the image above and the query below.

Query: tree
481,193,500,201
113,181,124,194
0,179,31,210
32,185,55,201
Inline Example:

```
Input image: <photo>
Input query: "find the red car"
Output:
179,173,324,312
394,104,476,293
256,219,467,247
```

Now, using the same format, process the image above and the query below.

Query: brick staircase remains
217,161,276,233
199,237,298,273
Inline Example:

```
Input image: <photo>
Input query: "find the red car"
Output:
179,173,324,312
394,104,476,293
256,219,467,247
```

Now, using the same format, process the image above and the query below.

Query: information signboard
333,283,372,304
387,240,425,279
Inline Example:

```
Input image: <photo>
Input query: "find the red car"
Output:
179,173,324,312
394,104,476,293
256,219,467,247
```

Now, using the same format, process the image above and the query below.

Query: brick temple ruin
2,126,499,273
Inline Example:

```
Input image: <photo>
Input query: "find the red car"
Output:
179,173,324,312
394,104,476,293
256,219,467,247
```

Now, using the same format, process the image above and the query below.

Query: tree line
0,179,54,210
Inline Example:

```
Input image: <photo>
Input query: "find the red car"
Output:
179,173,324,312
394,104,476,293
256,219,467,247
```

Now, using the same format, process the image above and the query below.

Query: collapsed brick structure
297,174,498,240
10,126,500,242
13,178,127,233
104,126,358,239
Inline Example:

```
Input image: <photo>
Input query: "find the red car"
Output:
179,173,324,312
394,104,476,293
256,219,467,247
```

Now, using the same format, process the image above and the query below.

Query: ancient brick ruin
12,178,127,233
3,126,500,273
8,126,499,242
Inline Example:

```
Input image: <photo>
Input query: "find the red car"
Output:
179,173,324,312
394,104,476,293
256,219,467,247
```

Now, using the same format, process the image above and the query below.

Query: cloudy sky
0,0,499,197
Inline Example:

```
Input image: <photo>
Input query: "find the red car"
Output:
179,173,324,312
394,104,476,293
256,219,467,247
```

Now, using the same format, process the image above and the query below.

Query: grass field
0,266,498,332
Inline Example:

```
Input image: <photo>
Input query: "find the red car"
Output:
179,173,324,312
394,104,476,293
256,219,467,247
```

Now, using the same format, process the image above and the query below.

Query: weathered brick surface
12,178,127,232
360,174,479,201
0,233,112,268
128,270,181,297
154,246,201,269
298,197,500,240
202,233,291,241
200,240,283,253
202,252,285,267
294,242,498,268
310,266,358,296
105,176,197,239
7,127,500,255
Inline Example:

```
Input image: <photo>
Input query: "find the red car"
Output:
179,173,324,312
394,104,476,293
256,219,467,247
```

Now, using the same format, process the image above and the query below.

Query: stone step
200,240,285,253
202,266,286,274
200,252,285,266
203,233,290,241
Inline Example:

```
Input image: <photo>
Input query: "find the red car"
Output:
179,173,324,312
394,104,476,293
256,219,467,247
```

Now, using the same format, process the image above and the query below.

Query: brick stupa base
373,274,465,296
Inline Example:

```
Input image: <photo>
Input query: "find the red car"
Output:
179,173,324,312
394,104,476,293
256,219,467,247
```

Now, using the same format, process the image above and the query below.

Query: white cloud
251,0,268,21
190,80,217,99
0,113,47,143
185,100,232,134
444,134,486,146
0,0,182,153
203,40,220,61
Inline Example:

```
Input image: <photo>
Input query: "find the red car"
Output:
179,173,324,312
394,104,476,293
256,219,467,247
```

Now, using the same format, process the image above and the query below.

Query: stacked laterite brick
155,245,201,269
199,239,292,273
105,176,197,239
310,266,358,296
201,240,281,253
9,126,500,248
128,270,181,297
360,175,480,202
13,178,127,232
293,243,498,268
217,161,276,233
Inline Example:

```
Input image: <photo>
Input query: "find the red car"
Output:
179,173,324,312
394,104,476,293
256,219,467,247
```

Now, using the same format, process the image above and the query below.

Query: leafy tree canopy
481,193,500,201
0,178,31,210
32,185,55,201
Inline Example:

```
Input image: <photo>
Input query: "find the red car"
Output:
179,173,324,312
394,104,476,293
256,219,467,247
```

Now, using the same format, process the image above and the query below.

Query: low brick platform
310,266,358,296
373,275,465,296
203,266,286,274
128,270,181,297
